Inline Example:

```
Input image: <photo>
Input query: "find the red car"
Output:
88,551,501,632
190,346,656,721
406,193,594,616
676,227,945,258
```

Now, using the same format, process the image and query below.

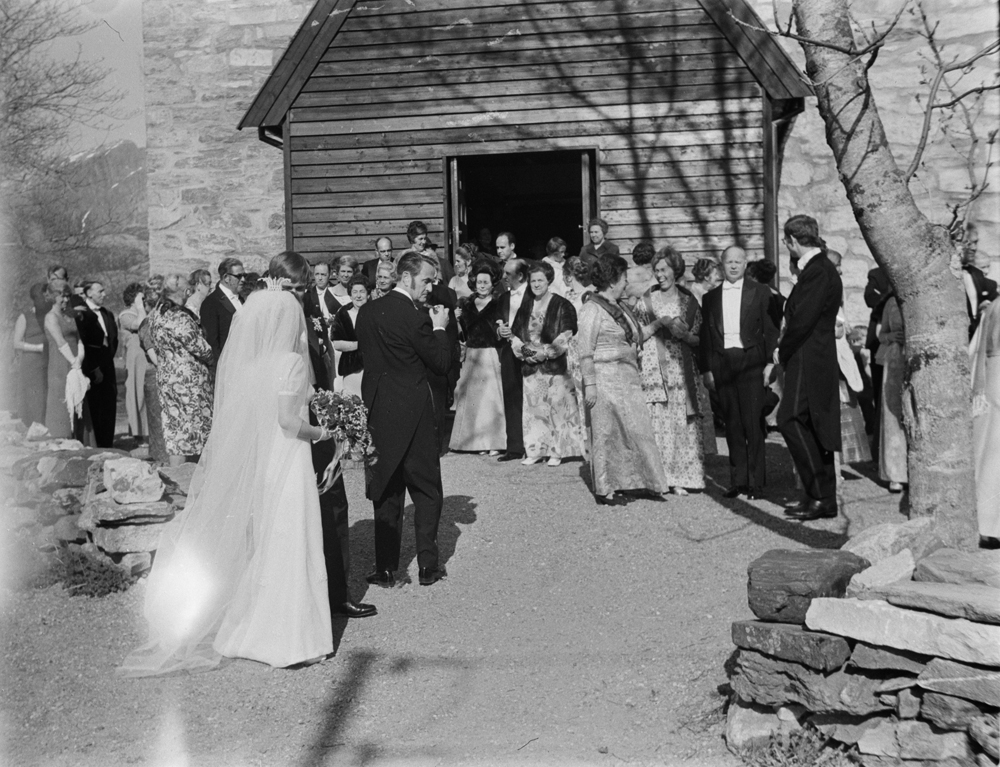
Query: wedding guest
563,256,596,455
424,262,461,452
745,259,785,333
148,274,214,467
139,276,168,463
362,237,394,285
78,281,119,447
625,240,657,306
563,256,594,310
330,255,357,307
201,258,245,362
495,258,530,461
637,247,707,495
578,217,620,268
119,283,149,442
543,237,569,298
972,299,1000,545
688,257,723,307
185,269,213,320
449,245,474,300
450,259,507,454
47,265,68,292
577,254,668,503
876,295,907,493
373,261,396,300
43,283,86,439
331,274,369,399
513,261,583,466
13,283,49,427
836,313,870,464
864,265,893,444
962,223,998,339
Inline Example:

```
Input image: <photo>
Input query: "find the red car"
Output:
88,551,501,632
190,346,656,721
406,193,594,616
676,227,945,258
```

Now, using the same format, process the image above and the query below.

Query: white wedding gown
121,292,332,675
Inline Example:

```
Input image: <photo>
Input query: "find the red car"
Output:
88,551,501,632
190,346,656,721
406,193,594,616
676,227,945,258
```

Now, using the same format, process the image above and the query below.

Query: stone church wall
142,0,999,325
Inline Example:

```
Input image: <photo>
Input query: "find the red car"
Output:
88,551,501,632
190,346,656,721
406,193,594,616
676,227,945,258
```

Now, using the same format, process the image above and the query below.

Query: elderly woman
372,260,396,300
331,274,370,399
148,273,214,466
577,254,669,503
13,283,50,427
635,247,706,494
119,282,149,441
513,261,583,466
330,255,359,307
185,268,213,320
688,257,723,307
579,217,620,267
450,259,507,454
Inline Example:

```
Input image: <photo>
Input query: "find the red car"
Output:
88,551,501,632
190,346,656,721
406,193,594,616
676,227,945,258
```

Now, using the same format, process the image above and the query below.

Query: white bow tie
723,282,741,290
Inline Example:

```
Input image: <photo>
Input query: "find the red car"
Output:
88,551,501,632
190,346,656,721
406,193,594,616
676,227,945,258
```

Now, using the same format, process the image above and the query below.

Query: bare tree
754,0,998,546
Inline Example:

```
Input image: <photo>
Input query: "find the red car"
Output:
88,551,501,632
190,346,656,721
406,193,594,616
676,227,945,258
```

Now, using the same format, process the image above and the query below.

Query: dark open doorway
447,150,595,260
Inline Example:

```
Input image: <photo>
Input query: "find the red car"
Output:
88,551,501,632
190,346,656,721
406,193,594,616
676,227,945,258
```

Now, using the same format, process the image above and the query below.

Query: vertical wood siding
287,0,764,262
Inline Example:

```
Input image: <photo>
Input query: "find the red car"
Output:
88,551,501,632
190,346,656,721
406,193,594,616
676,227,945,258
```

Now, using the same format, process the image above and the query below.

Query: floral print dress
149,303,214,456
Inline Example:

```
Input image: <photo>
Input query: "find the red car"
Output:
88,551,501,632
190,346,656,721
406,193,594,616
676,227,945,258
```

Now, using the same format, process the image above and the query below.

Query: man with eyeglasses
201,257,246,362
362,237,394,285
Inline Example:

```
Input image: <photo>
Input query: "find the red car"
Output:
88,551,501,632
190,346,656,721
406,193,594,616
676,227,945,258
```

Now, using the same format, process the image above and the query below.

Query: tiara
262,276,292,292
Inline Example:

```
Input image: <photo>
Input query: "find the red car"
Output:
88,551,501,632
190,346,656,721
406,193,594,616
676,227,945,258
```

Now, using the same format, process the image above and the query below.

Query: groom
356,252,452,587
268,251,376,619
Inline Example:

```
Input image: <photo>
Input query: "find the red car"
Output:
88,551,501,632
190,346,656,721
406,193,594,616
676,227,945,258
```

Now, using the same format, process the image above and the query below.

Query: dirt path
2,434,905,766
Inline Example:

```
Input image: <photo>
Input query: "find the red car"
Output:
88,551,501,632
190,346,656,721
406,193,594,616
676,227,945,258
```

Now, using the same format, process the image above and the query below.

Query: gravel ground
1,431,906,767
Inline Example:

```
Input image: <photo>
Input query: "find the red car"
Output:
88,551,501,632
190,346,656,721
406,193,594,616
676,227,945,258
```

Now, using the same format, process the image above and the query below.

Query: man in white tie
699,246,778,499
308,262,338,321
201,258,245,362
495,257,530,461
79,280,119,447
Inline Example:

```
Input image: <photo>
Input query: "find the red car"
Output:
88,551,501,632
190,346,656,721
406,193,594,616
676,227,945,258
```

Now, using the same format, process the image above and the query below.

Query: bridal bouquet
310,391,379,484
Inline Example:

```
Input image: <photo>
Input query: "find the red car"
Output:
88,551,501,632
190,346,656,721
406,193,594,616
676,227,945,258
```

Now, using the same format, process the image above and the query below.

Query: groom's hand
429,304,449,329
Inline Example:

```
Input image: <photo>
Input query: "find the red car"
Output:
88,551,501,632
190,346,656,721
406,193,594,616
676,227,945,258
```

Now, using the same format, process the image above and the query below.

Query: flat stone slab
847,549,914,596
92,521,168,554
730,649,904,716
860,579,1000,624
808,713,891,745
849,642,929,674
856,719,971,760
747,549,869,624
842,518,943,565
732,620,851,672
80,492,176,530
806,598,1000,667
914,548,1000,589
920,691,985,730
917,658,1000,708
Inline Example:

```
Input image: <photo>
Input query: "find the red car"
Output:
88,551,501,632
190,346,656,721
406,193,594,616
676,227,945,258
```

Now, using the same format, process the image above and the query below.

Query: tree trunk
792,0,977,547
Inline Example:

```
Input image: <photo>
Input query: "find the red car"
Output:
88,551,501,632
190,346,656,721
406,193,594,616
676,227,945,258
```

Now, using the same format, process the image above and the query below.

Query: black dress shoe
783,499,812,516
365,569,395,587
334,601,377,618
418,566,447,586
497,452,523,462
723,486,745,499
787,499,838,521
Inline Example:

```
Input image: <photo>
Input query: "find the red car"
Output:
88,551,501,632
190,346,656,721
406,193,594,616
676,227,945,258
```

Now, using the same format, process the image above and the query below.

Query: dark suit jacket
304,286,339,320
779,252,843,451
864,267,893,352
77,304,119,381
699,279,777,379
355,291,451,499
361,259,383,286
200,287,239,361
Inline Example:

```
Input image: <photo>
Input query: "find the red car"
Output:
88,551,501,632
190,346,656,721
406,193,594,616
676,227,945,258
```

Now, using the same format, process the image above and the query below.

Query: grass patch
740,727,857,767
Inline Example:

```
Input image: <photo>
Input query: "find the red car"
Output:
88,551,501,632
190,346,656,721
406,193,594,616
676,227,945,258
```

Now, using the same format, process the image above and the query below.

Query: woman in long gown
635,248,706,494
578,254,669,503
43,284,86,439
563,256,596,459
139,276,168,463
973,299,1000,543
450,259,507,453
877,296,907,492
118,283,149,441
121,287,337,675
14,283,49,427
331,274,369,400
513,261,583,466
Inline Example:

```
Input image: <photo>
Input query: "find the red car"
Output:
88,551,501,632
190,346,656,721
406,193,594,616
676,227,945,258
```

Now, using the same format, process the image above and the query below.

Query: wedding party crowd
9,214,999,673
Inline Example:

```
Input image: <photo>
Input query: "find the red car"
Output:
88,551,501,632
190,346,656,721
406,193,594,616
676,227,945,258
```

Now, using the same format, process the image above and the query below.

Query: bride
121,280,337,675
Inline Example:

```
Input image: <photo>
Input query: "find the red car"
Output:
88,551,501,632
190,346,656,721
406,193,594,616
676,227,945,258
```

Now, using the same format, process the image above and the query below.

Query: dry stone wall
143,0,999,322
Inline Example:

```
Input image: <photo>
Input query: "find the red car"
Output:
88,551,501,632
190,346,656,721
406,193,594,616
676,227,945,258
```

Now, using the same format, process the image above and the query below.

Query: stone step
859,579,1000,625
747,549,869,624
731,620,851,672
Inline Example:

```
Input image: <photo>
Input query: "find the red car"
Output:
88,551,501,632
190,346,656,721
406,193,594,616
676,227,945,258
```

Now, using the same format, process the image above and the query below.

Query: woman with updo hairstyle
511,260,583,465
635,246,707,494
449,258,507,454
119,282,149,441
331,255,359,307
449,244,474,300
147,273,214,466
577,254,670,502
689,257,723,307
562,256,594,311
331,273,371,399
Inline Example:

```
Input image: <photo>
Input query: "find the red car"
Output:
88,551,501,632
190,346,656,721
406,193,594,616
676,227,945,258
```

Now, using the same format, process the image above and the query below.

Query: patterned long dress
519,295,584,461
636,289,706,490
149,303,214,456
565,285,595,460
577,299,667,496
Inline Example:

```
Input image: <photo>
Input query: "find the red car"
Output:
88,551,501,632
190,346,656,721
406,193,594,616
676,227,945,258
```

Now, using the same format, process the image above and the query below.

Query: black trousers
319,474,351,606
777,365,836,502
716,348,767,489
498,344,523,455
372,404,443,572
87,365,117,448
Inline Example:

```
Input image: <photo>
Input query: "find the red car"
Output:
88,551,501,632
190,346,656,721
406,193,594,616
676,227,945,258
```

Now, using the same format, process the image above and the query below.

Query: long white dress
121,291,332,675
973,300,1000,537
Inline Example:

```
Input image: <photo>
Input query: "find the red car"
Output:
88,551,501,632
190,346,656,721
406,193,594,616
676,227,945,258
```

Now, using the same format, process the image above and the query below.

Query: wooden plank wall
287,0,765,264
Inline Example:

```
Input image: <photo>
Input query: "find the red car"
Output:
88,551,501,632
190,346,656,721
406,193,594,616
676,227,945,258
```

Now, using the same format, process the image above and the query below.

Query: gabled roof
238,0,811,133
